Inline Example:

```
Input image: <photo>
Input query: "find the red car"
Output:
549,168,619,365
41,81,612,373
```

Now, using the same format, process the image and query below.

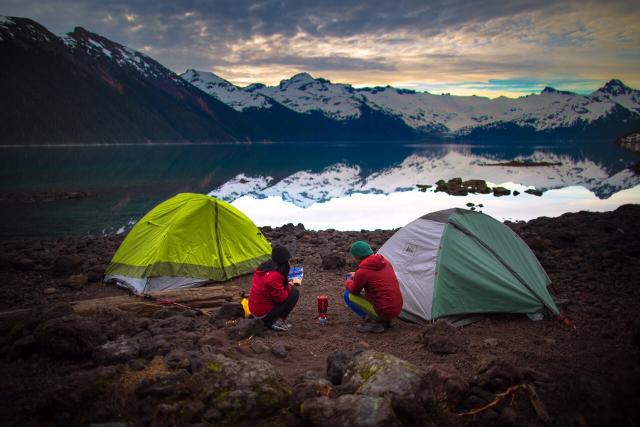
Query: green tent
378,208,559,324
105,193,271,294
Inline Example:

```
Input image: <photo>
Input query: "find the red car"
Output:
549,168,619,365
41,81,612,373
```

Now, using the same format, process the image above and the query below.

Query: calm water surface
0,141,638,238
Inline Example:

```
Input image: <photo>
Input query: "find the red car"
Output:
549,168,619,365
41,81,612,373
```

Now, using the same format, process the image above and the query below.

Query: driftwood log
71,285,243,317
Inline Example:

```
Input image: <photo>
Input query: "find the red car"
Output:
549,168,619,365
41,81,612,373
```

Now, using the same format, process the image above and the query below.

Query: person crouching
249,245,299,331
343,241,403,333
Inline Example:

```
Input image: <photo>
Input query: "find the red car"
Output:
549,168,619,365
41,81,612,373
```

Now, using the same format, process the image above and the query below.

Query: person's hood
358,253,386,271
257,259,275,274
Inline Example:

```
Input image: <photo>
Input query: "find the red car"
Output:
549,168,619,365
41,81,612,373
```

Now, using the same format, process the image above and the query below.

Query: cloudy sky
2,0,639,97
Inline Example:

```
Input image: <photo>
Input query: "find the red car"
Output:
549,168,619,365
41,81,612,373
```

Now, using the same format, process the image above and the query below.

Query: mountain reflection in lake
0,142,638,238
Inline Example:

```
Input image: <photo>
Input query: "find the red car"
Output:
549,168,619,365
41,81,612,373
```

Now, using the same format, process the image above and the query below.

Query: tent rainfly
105,193,271,294
378,208,559,324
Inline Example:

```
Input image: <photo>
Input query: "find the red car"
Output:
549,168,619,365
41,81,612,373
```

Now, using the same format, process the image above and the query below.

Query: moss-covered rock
301,395,400,427
341,350,447,426
192,354,291,424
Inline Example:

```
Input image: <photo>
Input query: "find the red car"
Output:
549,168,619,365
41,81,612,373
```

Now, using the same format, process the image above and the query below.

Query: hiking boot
356,320,386,333
271,318,290,332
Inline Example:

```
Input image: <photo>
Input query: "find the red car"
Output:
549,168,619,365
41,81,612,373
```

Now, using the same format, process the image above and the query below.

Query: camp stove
317,295,328,326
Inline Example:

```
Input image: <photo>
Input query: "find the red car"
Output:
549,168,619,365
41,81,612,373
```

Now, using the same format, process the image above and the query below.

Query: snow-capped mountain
183,69,640,139
209,151,640,207
2,15,638,144
182,69,272,110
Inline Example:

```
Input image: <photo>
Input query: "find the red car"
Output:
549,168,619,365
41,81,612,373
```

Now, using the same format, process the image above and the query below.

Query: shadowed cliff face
0,17,255,144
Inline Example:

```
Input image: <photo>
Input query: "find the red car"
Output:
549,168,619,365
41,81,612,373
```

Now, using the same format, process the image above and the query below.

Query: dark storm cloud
1,0,578,47
231,53,395,71
2,0,638,94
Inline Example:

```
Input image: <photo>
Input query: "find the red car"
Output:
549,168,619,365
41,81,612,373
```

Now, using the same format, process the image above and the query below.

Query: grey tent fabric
378,218,445,322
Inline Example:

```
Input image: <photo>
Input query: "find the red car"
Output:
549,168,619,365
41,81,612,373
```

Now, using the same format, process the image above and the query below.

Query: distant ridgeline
1,16,639,145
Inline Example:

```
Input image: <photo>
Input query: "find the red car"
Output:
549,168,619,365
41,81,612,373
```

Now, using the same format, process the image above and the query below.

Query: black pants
262,286,299,327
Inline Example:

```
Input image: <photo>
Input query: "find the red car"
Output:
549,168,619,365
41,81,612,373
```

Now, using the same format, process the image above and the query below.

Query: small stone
199,335,223,348
211,302,245,322
53,255,83,276
525,189,543,196
354,340,370,350
12,257,34,271
493,187,511,197
499,407,518,426
321,253,346,270
421,321,467,355
543,337,556,345
483,338,499,348
250,338,269,354
152,308,177,319
271,341,288,358
43,287,57,295
128,359,147,371
66,274,88,290
468,386,496,404
93,337,140,365
326,351,353,385
227,318,264,341
463,395,486,410
181,309,198,317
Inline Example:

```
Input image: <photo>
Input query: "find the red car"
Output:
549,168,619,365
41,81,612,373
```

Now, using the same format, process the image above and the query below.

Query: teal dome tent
378,208,559,324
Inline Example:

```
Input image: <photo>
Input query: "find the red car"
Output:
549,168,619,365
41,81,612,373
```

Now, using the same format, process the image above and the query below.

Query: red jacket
345,254,403,319
249,268,291,317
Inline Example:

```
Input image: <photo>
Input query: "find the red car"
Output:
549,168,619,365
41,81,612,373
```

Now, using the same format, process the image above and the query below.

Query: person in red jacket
249,245,299,331
344,241,403,333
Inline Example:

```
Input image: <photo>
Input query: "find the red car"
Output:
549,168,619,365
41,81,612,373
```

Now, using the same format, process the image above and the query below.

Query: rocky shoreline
1,205,639,426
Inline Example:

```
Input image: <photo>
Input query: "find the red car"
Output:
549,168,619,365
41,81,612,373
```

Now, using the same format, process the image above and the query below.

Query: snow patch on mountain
210,164,363,207
182,69,271,110
209,174,273,201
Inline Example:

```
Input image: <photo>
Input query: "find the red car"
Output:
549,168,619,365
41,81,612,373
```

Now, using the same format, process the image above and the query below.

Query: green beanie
351,241,373,259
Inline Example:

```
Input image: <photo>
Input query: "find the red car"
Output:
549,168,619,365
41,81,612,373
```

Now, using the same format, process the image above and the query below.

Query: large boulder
420,321,467,355
424,363,469,407
34,314,107,359
93,336,140,365
40,365,122,425
340,350,443,426
290,378,333,416
300,395,400,427
191,354,291,423
473,359,523,392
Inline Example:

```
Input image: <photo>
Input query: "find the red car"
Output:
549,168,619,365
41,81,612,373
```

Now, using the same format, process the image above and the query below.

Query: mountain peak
291,72,315,82
181,69,232,87
598,79,631,96
541,86,574,95
0,16,14,26
279,72,318,90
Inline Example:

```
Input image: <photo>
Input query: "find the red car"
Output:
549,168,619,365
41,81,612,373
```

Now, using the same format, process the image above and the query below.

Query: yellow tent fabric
105,193,270,292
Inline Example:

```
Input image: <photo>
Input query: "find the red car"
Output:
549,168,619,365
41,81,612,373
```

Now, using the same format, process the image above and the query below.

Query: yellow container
241,297,251,318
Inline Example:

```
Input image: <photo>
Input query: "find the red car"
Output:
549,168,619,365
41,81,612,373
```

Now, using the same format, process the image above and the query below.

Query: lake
0,141,638,239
